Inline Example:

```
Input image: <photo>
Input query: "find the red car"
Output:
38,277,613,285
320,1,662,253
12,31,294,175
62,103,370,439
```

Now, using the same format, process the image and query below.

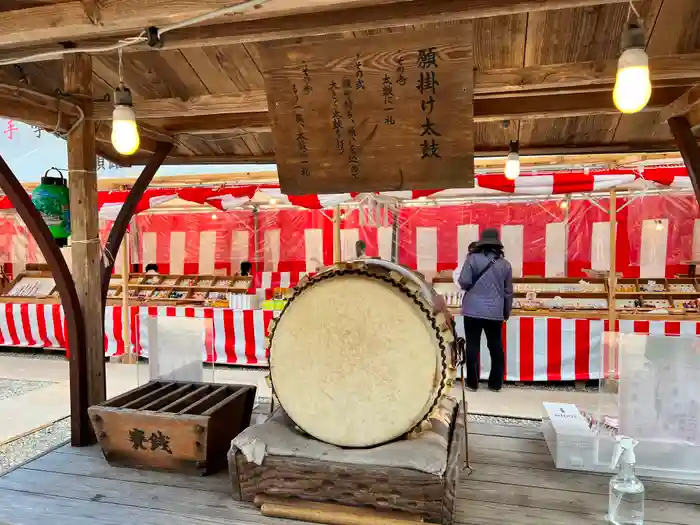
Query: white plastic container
542,333,700,482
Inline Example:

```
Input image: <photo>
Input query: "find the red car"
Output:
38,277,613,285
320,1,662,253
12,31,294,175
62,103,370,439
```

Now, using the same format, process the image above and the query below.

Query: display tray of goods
89,380,256,475
3,271,57,300
433,275,700,317
435,276,610,314
0,270,253,307
105,273,253,306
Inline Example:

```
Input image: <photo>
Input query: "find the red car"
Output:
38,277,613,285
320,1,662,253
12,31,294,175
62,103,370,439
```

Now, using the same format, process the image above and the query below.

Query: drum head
270,274,441,447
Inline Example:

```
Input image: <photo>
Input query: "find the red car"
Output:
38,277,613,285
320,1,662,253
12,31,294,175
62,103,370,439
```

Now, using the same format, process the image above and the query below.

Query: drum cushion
270,275,442,447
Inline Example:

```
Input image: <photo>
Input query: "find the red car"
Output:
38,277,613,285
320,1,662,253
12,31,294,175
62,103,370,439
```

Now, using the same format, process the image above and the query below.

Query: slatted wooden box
229,401,466,525
89,381,255,475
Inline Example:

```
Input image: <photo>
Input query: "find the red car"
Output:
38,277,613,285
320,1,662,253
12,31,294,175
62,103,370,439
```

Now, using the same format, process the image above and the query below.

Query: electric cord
0,0,268,67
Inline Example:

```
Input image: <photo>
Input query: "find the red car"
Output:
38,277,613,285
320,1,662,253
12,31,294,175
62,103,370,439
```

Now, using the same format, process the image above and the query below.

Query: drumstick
258,497,424,524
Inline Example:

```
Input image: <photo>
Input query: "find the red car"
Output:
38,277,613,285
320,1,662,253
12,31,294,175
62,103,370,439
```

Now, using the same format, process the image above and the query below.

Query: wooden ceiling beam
144,112,272,135
92,92,268,119
92,85,688,127
0,0,264,49
0,0,628,55
127,141,687,165
475,86,687,121
129,153,277,165
476,53,700,95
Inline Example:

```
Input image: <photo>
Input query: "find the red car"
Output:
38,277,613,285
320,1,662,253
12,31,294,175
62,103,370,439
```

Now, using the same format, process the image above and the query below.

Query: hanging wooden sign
261,24,475,195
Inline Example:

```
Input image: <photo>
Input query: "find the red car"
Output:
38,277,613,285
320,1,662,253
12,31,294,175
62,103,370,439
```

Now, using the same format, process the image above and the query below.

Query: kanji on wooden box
88,381,255,475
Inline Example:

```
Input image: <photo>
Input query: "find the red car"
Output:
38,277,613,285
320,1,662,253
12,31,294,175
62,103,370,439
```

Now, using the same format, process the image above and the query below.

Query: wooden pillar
64,53,105,428
668,116,700,207
333,205,341,263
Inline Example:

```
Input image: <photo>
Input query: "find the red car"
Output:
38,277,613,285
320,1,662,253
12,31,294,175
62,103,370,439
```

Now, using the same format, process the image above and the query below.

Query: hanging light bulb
211,213,218,220
111,83,140,156
559,199,569,210
505,140,520,181
613,18,651,114
655,219,664,231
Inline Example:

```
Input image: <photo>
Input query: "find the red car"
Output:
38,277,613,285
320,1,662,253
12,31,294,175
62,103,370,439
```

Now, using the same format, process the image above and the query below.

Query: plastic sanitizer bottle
608,436,645,525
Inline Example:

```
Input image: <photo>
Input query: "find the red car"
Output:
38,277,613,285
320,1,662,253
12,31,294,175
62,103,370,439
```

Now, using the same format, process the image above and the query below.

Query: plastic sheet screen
1,193,700,279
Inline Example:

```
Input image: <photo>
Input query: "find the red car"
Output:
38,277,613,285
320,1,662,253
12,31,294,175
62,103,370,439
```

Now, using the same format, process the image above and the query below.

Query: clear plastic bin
542,332,700,481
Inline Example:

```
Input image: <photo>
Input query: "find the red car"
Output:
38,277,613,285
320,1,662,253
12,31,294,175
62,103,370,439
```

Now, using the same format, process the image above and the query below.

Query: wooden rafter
91,85,688,126
474,85,687,122
92,92,268,119
148,112,272,135
128,142,688,165
0,0,629,54
475,53,700,95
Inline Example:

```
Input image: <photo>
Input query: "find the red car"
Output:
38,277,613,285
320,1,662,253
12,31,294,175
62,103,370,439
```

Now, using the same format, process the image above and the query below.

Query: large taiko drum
267,259,457,448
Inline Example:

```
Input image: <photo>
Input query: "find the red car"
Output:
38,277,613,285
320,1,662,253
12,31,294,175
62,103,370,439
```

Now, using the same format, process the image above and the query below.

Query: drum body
268,260,457,448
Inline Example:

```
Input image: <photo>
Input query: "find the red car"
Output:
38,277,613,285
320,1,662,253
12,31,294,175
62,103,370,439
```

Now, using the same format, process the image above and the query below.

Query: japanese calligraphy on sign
128,428,173,454
261,25,474,194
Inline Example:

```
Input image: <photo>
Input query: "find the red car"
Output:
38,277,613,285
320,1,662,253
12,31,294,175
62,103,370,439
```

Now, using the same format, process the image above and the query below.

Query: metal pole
563,194,571,276
333,205,341,263
121,231,132,363
391,208,400,263
252,206,259,274
607,189,618,383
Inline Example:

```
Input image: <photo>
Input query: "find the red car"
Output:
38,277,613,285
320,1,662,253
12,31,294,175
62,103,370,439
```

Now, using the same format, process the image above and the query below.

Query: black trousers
463,316,505,390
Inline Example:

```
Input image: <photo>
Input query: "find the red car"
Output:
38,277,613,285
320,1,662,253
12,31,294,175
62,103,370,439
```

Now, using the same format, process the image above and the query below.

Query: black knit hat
475,228,503,248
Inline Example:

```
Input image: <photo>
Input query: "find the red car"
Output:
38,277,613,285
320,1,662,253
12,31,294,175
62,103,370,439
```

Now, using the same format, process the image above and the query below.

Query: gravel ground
501,381,599,393
467,413,540,426
0,348,66,361
0,378,56,402
0,417,69,474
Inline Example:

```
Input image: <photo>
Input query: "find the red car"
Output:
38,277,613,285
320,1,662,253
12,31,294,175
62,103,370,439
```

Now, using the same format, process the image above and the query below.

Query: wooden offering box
89,381,255,475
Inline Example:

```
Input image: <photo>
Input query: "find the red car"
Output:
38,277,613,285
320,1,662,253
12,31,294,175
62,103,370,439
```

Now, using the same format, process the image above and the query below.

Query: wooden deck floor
0,422,697,524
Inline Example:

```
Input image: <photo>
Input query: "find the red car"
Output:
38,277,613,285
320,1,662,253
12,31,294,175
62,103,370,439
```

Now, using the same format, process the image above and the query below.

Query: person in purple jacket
457,228,513,392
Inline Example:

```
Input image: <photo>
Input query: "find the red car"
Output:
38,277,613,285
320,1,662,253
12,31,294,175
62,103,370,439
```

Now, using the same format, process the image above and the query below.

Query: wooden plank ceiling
0,0,698,166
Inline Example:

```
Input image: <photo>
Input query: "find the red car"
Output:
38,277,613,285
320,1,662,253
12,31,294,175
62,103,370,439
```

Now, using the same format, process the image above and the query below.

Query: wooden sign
261,24,474,195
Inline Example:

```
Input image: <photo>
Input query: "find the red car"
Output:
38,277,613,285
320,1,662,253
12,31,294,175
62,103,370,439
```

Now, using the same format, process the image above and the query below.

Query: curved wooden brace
668,116,700,207
0,154,90,446
100,141,173,307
